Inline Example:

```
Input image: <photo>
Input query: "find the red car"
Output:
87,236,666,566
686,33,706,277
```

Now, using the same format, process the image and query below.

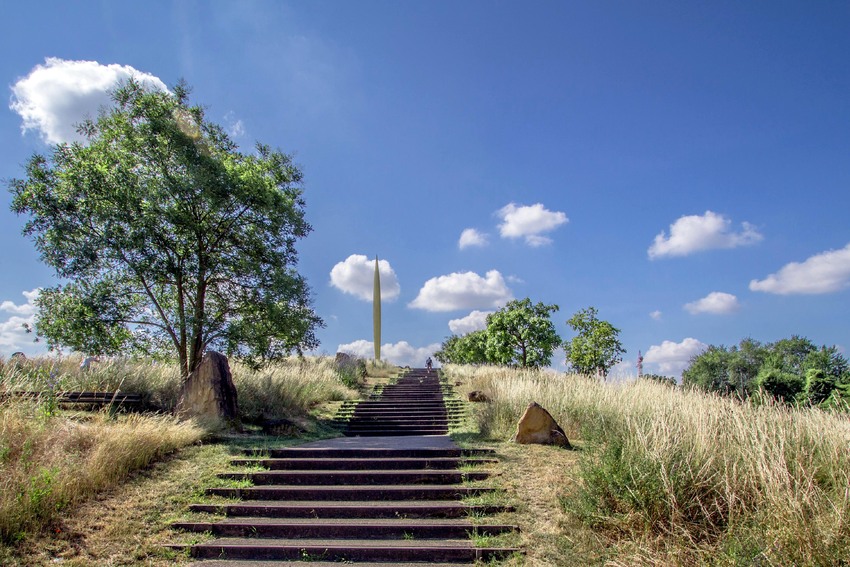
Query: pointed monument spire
373,255,381,362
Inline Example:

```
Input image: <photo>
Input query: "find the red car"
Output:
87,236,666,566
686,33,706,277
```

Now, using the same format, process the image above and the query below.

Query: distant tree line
683,336,850,408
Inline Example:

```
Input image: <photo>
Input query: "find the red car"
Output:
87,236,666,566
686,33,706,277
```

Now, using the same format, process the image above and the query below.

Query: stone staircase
336,368,465,436
171,368,519,565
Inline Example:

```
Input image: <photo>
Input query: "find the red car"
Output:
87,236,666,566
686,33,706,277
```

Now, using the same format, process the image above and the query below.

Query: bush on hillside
756,367,805,403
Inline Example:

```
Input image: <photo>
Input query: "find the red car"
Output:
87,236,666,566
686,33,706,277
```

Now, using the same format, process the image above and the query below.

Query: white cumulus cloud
684,292,740,315
643,338,707,376
448,310,493,335
408,270,512,312
458,228,488,249
0,289,45,357
648,211,763,259
337,340,441,368
0,289,40,316
10,58,168,145
750,243,850,295
330,254,400,302
497,203,568,247
650,310,663,320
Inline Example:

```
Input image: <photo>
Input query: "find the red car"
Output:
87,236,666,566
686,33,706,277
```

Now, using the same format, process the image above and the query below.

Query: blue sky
2,1,849,375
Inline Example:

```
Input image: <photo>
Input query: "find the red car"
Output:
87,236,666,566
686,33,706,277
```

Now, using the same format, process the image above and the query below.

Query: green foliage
434,298,561,368
803,345,849,382
484,299,561,368
434,331,489,365
335,357,366,389
804,368,835,405
767,336,816,375
8,79,321,377
563,306,625,378
755,366,805,403
684,336,849,406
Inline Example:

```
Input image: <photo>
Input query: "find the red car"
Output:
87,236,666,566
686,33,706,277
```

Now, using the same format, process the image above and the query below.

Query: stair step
343,425,451,432
188,561,474,567
206,485,496,501
173,518,517,539
343,429,450,437
218,470,491,485
190,500,513,519
228,457,496,470
173,538,519,562
243,448,495,459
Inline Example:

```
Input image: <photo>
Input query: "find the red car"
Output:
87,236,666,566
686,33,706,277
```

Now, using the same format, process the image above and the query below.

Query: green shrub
755,367,804,403
804,368,836,405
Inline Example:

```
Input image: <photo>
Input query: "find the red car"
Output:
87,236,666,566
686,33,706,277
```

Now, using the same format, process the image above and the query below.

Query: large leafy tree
682,345,736,393
434,298,560,368
484,299,561,368
9,79,322,377
563,306,625,379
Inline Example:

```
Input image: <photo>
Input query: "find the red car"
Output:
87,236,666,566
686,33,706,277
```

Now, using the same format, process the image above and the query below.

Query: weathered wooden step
218,469,491,486
343,428,450,436
206,485,496,501
243,448,495,458
340,417,460,424
173,518,517,539
190,500,513,519
228,457,497,470
344,424,451,432
188,561,473,567
174,538,519,562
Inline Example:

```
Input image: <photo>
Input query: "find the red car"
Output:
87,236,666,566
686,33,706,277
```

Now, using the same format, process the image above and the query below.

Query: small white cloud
648,211,762,259
0,289,45,357
337,339,441,368
684,292,740,315
10,58,168,145
506,275,525,284
458,228,488,250
497,203,568,246
448,310,493,335
750,243,850,295
224,112,246,137
650,310,663,321
329,254,400,302
0,289,39,316
643,338,707,376
408,270,512,312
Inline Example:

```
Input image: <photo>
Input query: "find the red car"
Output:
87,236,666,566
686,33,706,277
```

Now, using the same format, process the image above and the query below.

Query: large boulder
175,351,239,429
335,352,366,375
513,402,572,449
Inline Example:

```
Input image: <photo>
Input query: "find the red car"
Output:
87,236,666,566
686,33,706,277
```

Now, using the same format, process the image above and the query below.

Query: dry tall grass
445,364,850,565
0,400,203,543
0,355,359,420
232,356,359,422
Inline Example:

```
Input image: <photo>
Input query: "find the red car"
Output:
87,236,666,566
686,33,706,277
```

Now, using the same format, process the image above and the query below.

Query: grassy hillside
0,355,361,558
446,364,850,566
